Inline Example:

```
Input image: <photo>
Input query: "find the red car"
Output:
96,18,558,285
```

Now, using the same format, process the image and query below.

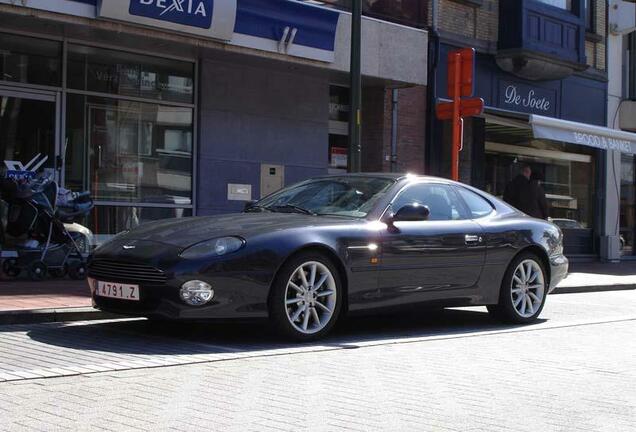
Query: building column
600,149,622,262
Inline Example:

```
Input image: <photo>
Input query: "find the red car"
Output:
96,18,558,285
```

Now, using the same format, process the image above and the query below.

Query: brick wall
361,86,427,175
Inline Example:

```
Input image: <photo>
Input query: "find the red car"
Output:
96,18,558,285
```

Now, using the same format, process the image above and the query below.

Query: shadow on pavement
24,308,546,357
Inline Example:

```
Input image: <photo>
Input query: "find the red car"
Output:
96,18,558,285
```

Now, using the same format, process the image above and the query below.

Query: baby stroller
0,175,94,280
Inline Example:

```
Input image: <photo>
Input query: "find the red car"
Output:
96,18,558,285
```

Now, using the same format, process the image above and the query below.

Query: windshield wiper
269,204,316,216
244,204,271,213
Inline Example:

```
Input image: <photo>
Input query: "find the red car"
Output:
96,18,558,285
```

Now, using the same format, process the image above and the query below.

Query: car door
377,182,486,305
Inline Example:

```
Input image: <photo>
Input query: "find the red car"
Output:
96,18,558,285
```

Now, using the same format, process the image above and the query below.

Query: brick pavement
0,291,635,431
0,279,90,311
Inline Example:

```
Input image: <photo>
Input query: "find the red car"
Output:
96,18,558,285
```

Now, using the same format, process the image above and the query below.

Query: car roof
312,173,453,182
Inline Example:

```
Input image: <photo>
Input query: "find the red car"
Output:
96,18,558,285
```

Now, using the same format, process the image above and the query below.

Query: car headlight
179,236,244,259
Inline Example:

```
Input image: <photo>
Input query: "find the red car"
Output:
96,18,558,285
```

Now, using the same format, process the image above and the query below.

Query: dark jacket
503,175,549,219
503,174,528,210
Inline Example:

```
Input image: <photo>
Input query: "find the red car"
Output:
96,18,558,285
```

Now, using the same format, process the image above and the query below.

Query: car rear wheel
488,253,547,324
270,253,342,341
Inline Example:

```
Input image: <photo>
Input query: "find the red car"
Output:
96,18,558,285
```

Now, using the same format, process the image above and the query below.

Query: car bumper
548,254,569,293
88,276,269,320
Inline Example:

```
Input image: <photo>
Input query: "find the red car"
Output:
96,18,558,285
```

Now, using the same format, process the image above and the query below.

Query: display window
483,120,597,254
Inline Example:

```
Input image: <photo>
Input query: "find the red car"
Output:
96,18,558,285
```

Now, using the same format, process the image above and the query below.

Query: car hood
115,212,362,248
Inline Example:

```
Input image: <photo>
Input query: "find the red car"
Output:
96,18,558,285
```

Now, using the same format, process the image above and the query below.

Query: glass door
0,87,59,250
0,87,58,180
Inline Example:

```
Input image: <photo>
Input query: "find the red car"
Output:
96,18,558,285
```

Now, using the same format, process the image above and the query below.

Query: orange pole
451,52,461,182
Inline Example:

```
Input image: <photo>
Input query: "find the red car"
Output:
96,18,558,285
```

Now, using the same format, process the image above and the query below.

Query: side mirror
389,203,430,224
243,200,258,211
386,203,430,232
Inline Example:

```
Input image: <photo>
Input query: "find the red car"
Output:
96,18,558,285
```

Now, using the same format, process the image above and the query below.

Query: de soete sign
498,81,556,117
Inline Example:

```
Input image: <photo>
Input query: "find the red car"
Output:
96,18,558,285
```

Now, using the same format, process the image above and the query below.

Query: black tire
2,259,20,278
269,252,343,342
488,252,548,324
68,263,87,280
28,261,48,281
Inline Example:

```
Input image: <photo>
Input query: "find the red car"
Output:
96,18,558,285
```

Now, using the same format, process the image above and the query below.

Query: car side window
391,183,468,221
455,187,494,219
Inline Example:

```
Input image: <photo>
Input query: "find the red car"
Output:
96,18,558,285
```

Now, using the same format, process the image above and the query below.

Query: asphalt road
1,290,635,431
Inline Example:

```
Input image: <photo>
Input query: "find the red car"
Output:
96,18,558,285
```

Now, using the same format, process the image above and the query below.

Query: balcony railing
299,0,428,29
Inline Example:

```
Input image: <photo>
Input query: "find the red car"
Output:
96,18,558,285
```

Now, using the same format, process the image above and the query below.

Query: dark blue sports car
88,174,568,341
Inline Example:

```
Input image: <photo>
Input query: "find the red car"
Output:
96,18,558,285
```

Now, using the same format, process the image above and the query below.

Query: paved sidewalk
556,261,636,293
1,291,635,431
0,279,90,311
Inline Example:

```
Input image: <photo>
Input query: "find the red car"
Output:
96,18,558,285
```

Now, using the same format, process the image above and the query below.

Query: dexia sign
97,0,236,41
129,0,212,29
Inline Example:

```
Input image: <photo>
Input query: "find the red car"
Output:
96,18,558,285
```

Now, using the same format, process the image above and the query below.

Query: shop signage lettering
498,82,556,116
504,85,551,112
572,132,635,154
129,0,213,29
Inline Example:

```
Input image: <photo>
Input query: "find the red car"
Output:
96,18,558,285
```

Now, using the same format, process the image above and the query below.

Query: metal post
348,0,362,173
451,51,461,181
628,31,636,99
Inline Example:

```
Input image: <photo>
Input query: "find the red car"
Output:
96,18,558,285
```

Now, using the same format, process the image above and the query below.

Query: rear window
456,187,494,219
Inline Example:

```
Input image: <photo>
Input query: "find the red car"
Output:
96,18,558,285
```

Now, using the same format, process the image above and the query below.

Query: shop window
88,205,192,242
483,121,597,254
67,45,194,104
65,95,193,206
0,33,62,87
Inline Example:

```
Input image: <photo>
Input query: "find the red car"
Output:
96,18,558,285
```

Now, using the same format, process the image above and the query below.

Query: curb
0,307,121,326
553,284,636,295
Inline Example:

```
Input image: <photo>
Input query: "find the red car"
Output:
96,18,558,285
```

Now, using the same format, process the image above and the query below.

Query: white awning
530,115,636,155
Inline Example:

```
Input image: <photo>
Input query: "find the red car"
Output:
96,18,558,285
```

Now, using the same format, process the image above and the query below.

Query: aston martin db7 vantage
88,174,568,340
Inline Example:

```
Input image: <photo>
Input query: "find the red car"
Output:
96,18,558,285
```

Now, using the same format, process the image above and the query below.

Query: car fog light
180,280,214,306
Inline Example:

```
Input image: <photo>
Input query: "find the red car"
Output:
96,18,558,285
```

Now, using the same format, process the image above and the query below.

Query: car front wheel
488,253,548,324
270,252,342,341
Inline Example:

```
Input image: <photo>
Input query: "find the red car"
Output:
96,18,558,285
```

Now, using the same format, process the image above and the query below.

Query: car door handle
465,234,482,245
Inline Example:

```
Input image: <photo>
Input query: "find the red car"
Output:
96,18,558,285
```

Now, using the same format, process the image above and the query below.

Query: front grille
88,259,167,284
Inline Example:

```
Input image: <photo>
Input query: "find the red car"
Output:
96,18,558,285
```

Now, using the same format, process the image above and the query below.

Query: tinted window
456,187,494,219
67,45,194,103
392,183,467,221
0,33,62,86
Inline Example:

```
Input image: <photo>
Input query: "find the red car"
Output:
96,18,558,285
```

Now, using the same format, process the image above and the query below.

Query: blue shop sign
129,0,213,29
97,0,236,41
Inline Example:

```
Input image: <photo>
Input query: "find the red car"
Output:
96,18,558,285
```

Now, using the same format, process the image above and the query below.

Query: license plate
94,280,140,301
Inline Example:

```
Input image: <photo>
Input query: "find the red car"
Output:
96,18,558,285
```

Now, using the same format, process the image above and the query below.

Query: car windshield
253,176,396,218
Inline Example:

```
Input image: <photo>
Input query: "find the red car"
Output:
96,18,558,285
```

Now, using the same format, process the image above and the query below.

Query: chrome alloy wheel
511,259,546,318
284,261,337,335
